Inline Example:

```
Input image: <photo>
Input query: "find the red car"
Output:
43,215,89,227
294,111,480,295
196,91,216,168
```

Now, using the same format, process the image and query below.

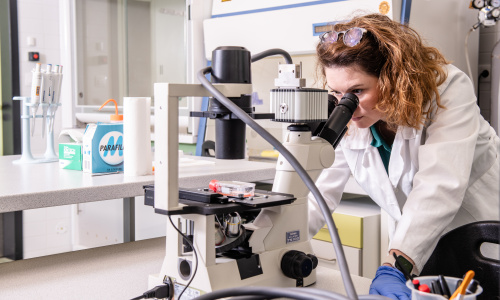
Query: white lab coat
308,64,500,272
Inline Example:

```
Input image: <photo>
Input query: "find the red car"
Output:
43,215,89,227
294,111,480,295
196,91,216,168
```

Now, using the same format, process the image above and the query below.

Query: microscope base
148,240,317,299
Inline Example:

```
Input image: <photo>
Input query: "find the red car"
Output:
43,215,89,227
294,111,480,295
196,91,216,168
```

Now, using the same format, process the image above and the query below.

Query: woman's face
324,65,383,128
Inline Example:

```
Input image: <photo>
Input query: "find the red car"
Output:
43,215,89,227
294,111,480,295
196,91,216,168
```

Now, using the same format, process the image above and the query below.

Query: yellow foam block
313,213,363,249
260,149,279,158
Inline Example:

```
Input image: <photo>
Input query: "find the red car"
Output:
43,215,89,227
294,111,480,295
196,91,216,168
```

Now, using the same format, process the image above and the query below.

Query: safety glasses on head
320,27,367,47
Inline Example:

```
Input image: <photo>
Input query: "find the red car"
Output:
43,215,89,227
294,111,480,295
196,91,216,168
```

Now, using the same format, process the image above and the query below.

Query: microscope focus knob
281,250,316,279
307,253,319,269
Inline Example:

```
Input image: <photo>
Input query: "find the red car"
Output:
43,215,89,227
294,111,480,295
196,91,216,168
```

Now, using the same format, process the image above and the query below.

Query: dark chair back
420,221,500,300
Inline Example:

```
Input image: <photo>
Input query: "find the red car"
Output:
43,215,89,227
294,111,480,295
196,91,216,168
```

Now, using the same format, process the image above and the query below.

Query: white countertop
0,155,276,213
0,237,371,299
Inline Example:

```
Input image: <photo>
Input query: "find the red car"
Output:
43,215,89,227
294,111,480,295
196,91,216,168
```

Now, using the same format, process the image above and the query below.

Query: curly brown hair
316,13,449,129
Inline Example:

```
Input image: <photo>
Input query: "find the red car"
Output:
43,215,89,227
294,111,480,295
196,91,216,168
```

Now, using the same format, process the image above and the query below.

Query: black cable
197,50,358,299
169,215,198,300
130,285,172,300
288,287,349,300
288,288,391,300
477,69,489,105
229,296,273,300
250,48,293,64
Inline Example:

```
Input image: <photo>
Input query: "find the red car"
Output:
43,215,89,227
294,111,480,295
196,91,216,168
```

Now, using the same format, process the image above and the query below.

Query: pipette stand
12,96,61,164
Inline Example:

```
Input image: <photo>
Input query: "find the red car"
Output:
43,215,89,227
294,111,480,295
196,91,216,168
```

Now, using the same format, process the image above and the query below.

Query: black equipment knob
281,250,315,279
307,253,319,269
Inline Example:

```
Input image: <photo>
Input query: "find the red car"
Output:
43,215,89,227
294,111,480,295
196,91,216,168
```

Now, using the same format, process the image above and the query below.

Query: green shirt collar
370,125,392,151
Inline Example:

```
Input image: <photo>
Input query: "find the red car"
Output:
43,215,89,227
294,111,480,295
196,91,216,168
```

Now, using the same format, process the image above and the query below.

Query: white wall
17,0,63,156
16,0,71,259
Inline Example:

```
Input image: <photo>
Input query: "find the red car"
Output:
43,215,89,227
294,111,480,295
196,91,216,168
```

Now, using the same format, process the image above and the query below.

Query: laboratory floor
0,257,13,264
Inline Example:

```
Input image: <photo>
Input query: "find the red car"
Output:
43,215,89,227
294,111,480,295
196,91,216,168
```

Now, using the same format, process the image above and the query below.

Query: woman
308,13,499,299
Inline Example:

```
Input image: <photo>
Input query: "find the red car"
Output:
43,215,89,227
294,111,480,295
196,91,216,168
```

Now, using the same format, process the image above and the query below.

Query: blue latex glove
369,266,411,300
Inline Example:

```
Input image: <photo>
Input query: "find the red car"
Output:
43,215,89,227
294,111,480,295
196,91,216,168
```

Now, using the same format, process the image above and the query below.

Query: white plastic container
406,276,482,299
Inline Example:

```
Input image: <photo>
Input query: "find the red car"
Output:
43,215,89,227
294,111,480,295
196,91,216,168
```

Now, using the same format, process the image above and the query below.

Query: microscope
147,46,358,299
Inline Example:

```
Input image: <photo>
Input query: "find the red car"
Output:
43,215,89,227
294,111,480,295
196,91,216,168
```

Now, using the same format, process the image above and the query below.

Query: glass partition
75,0,186,107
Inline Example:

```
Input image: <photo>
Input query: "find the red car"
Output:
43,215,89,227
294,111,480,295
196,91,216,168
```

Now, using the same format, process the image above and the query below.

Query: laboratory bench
0,236,373,299
0,154,277,213
0,153,379,298
0,154,277,259
0,153,367,213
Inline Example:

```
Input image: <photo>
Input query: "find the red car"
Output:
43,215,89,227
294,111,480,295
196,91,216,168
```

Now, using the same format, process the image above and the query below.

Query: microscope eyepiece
338,92,359,113
318,93,359,148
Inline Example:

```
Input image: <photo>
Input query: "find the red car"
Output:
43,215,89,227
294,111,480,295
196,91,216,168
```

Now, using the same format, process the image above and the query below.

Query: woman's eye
351,89,362,94
330,91,342,96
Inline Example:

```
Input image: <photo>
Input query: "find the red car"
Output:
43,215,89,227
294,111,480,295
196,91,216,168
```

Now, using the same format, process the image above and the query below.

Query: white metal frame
154,83,252,211
152,82,342,294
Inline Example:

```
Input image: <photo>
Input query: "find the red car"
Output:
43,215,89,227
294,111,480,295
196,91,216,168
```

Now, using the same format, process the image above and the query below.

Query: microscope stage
144,185,295,216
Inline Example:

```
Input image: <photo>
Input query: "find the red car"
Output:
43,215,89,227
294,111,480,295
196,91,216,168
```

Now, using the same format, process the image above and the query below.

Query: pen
438,275,451,298
466,279,479,294
432,279,444,296
430,280,437,294
450,270,475,300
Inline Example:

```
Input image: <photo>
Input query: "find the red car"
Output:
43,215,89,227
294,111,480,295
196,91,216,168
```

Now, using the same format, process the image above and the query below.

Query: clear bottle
98,99,123,122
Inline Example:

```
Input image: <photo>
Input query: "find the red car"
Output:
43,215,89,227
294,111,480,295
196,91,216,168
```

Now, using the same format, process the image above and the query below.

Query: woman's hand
369,266,411,300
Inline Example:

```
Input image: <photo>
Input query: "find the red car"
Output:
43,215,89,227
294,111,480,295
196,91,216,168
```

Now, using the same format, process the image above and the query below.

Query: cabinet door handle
322,258,337,262
316,255,337,262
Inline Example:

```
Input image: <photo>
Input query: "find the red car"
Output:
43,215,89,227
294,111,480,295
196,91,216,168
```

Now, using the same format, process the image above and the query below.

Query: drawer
311,239,361,276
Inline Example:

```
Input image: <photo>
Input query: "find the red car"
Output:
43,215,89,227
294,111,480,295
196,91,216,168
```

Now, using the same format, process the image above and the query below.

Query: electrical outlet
478,64,491,83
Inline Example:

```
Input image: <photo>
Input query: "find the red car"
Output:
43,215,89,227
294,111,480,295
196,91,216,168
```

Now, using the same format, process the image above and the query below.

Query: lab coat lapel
359,148,402,221
389,127,420,196
342,128,402,222
388,127,408,187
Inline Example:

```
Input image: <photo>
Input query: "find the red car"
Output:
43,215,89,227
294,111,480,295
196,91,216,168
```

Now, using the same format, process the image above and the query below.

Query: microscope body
149,47,358,298
150,123,335,294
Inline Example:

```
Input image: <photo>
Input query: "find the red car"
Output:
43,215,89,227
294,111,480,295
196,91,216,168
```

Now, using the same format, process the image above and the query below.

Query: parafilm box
83,123,124,174
59,143,83,170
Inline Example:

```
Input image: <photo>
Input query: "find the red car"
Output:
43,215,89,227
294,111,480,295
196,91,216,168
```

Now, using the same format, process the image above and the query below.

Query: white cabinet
311,239,362,275
311,194,381,278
